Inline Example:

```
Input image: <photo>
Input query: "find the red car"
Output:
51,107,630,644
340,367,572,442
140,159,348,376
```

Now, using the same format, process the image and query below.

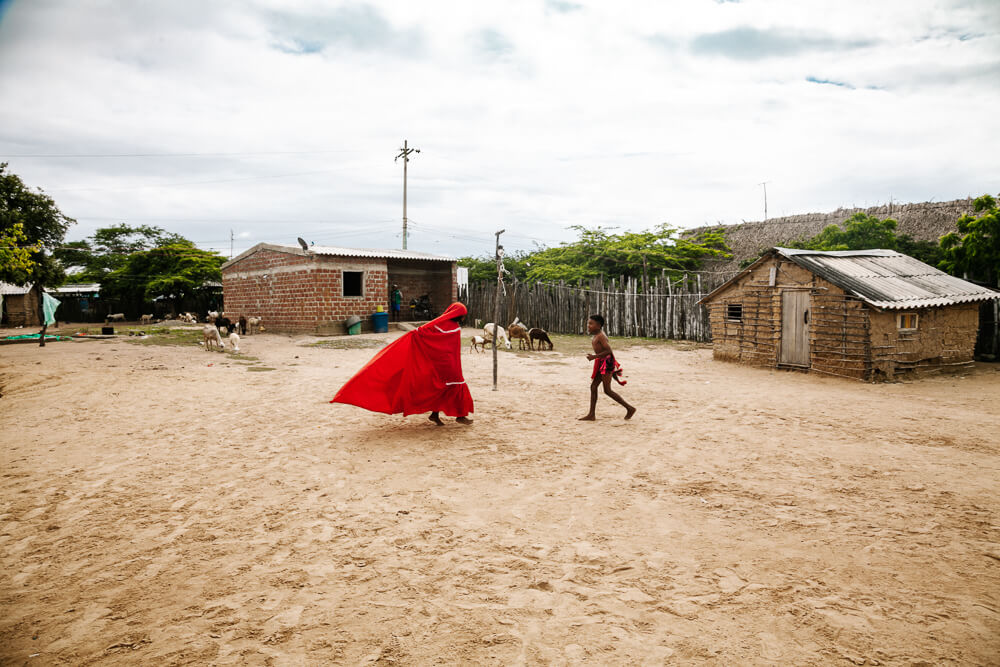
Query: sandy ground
1,325,999,666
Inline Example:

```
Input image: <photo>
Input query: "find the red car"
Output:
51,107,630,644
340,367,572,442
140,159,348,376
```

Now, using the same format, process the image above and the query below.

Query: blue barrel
371,311,389,333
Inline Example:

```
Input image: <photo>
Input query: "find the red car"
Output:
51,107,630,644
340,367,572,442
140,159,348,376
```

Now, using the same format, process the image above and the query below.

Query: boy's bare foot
428,413,444,426
456,416,473,425
624,406,636,420
578,415,596,421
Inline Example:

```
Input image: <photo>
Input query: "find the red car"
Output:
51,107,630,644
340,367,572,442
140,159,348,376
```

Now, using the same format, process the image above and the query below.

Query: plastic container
371,311,389,334
102,326,115,335
345,315,362,335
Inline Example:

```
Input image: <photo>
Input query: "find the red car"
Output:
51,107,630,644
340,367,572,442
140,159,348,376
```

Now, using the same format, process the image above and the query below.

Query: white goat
106,313,125,322
202,324,225,351
247,316,262,335
483,323,512,350
139,314,153,325
228,331,241,352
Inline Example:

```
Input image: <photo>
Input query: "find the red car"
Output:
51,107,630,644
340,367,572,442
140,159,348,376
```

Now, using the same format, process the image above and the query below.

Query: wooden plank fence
460,275,721,342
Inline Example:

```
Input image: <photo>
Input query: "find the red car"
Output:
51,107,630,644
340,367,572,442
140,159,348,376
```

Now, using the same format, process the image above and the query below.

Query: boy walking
579,314,636,421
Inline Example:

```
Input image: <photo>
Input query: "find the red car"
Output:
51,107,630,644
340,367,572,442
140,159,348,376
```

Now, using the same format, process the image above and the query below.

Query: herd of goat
199,311,264,352
105,310,552,355
103,310,262,353
471,317,553,353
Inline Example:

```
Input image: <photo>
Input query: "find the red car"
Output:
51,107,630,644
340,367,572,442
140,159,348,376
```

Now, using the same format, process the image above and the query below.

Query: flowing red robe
330,302,474,417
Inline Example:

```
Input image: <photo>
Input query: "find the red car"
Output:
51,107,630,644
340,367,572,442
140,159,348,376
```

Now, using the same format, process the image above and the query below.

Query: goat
483,323,512,350
206,310,219,323
247,316,262,335
228,331,241,352
237,316,247,336
216,316,232,335
528,327,554,350
140,314,154,325
508,322,530,350
469,335,486,353
202,324,225,351
106,313,125,322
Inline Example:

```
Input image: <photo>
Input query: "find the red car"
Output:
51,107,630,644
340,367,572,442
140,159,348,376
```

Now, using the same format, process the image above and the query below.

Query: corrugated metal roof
50,283,101,294
222,242,455,270
308,245,455,261
775,247,999,309
0,282,33,295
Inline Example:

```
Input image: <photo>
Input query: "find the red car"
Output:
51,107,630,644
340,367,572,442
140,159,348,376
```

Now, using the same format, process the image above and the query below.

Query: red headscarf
330,302,474,417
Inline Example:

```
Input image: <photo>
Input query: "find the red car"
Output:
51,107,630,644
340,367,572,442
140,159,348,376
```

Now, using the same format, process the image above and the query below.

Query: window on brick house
726,303,743,322
897,312,918,330
343,271,363,297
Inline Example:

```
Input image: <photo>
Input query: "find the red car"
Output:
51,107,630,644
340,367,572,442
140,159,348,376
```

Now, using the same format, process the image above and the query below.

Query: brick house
698,248,998,381
221,243,458,334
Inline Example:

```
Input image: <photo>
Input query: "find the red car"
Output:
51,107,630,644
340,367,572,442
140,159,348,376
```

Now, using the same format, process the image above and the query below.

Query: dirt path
2,329,999,665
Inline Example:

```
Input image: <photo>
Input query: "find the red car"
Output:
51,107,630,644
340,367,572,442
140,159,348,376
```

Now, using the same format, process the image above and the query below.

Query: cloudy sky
1,0,998,259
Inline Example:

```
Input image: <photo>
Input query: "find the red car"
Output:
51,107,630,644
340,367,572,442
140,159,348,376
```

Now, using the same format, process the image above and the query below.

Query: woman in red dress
331,302,474,426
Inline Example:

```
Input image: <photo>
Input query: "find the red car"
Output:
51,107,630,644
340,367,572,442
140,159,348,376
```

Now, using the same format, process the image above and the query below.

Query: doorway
779,291,810,367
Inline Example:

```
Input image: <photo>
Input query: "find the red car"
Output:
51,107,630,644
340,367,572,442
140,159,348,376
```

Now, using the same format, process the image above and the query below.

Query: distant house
0,283,41,327
221,243,457,333
49,283,102,322
698,248,999,381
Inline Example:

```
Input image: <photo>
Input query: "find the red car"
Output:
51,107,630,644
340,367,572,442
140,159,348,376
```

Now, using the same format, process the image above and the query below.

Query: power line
2,149,364,158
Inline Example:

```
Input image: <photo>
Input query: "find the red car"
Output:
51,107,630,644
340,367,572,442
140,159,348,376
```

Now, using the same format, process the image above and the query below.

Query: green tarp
42,292,61,326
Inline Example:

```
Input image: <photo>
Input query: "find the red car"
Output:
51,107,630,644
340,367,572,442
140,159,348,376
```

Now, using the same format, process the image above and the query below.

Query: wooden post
492,230,505,391
37,286,47,347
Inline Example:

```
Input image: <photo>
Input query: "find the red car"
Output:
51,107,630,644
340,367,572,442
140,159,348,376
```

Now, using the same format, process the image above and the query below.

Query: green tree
0,162,75,286
0,222,38,278
795,212,899,251
54,223,185,281
784,211,943,266
460,224,729,287
100,241,225,312
940,194,1000,287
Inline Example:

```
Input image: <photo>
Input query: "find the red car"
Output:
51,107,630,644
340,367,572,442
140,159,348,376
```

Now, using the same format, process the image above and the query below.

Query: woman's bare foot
625,406,636,420
428,413,444,426
456,416,473,425
578,414,596,421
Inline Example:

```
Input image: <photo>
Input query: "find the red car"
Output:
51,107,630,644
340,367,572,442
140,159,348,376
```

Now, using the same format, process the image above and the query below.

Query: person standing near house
390,284,402,322
331,301,474,426
579,313,636,421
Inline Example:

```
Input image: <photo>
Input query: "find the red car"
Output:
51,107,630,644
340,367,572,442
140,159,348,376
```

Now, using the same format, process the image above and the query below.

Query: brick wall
222,248,457,333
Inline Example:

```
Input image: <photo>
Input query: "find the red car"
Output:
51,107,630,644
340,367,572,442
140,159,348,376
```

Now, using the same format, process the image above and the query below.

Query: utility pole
759,182,769,221
395,139,420,250
230,229,234,259
492,229,505,391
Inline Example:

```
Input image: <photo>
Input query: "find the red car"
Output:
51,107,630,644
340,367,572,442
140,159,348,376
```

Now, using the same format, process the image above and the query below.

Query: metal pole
492,229,505,391
395,140,420,250
402,141,408,249
760,181,769,221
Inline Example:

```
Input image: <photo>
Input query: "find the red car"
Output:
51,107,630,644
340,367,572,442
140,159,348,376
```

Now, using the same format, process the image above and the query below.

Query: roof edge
697,250,778,305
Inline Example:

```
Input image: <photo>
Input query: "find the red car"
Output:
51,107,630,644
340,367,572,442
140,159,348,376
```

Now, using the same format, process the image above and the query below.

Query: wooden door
780,291,810,367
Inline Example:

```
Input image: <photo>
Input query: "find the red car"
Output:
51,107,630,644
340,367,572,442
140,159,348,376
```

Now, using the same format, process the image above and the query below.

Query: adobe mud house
221,243,457,334
699,248,998,381
0,283,42,327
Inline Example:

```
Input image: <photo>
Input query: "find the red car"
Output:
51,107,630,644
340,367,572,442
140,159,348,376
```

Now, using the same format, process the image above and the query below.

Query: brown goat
528,327,553,350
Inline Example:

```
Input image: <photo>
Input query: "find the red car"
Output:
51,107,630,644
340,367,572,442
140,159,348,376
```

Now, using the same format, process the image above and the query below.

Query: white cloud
0,0,997,258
